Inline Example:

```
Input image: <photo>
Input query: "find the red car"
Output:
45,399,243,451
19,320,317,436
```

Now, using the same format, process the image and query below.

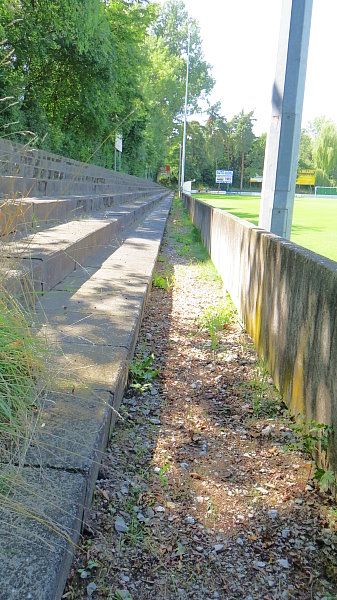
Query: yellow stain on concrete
289,328,307,416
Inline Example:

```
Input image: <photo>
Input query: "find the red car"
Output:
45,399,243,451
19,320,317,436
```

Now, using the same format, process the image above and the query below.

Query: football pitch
194,194,337,263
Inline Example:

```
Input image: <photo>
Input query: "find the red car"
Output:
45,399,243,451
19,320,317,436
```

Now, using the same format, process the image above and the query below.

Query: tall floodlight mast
178,143,182,196
180,27,191,194
259,0,313,239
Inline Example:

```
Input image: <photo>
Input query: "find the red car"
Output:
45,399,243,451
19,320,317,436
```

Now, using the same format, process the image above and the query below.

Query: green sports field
194,194,337,263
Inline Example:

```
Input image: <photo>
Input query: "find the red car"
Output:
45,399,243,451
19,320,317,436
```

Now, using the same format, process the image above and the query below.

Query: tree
0,0,155,168
313,120,337,183
143,0,214,178
231,110,255,191
0,0,214,178
184,120,208,183
204,104,228,174
245,133,266,182
298,130,313,170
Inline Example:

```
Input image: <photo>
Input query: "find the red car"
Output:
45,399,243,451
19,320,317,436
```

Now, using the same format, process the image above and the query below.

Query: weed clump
152,269,174,291
199,296,236,350
129,352,159,392
0,292,43,439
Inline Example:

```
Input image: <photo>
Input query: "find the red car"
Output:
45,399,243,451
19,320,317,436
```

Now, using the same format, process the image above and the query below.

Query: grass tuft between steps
0,290,44,439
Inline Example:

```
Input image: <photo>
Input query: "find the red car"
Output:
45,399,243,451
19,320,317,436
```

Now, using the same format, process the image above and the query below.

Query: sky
154,0,337,135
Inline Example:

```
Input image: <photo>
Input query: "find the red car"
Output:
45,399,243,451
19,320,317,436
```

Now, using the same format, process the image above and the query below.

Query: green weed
152,270,173,290
157,463,170,488
199,296,236,350
251,359,269,415
77,558,99,577
113,590,133,600
290,420,332,454
176,244,191,256
0,292,44,438
314,468,336,492
125,513,145,547
287,418,335,492
128,352,159,392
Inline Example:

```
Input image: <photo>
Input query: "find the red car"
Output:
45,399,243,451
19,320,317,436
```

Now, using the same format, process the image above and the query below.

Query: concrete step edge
0,194,174,600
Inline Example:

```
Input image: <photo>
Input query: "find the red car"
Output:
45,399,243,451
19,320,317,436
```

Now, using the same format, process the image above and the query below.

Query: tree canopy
0,0,214,178
4,0,334,189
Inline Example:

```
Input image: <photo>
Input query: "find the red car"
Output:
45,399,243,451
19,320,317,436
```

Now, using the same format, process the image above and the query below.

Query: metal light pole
259,0,313,239
180,27,191,194
178,143,182,196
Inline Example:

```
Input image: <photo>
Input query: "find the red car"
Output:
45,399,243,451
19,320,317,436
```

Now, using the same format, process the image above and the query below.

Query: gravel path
65,198,337,600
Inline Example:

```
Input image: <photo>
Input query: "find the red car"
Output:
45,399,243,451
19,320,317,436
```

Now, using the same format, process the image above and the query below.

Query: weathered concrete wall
182,193,337,468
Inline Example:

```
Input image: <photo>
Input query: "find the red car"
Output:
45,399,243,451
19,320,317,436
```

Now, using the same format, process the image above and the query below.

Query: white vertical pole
180,28,191,193
178,142,182,196
259,0,313,239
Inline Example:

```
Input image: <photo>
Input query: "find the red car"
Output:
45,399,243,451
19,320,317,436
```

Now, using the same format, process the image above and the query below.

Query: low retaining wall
182,193,337,468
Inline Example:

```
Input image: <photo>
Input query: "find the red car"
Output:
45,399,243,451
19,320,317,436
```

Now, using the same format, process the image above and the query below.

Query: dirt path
64,198,337,600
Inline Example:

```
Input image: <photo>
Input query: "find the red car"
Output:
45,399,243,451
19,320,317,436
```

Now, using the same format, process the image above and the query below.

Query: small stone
282,528,290,539
180,462,189,470
277,558,290,569
262,425,272,436
186,516,195,525
87,582,97,597
166,501,176,509
237,537,244,546
80,570,88,579
151,387,158,396
196,496,204,503
253,560,266,569
213,544,224,554
137,513,145,522
154,505,165,512
256,486,269,495
115,515,128,533
268,509,278,520
120,486,129,495
153,466,161,474
145,507,155,518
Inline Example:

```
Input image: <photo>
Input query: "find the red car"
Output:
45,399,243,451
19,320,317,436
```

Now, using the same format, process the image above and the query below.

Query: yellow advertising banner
296,170,315,185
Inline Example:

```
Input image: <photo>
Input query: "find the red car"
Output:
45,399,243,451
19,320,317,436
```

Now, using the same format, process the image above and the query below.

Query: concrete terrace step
0,159,159,190
0,139,161,190
2,190,169,295
0,138,162,206
0,194,173,600
0,188,160,236
0,174,159,199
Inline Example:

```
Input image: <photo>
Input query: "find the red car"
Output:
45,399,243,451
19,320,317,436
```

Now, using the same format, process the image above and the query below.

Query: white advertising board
115,133,123,153
216,170,233,184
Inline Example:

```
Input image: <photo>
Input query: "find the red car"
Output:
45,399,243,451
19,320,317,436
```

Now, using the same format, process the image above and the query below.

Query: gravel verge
64,197,337,600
